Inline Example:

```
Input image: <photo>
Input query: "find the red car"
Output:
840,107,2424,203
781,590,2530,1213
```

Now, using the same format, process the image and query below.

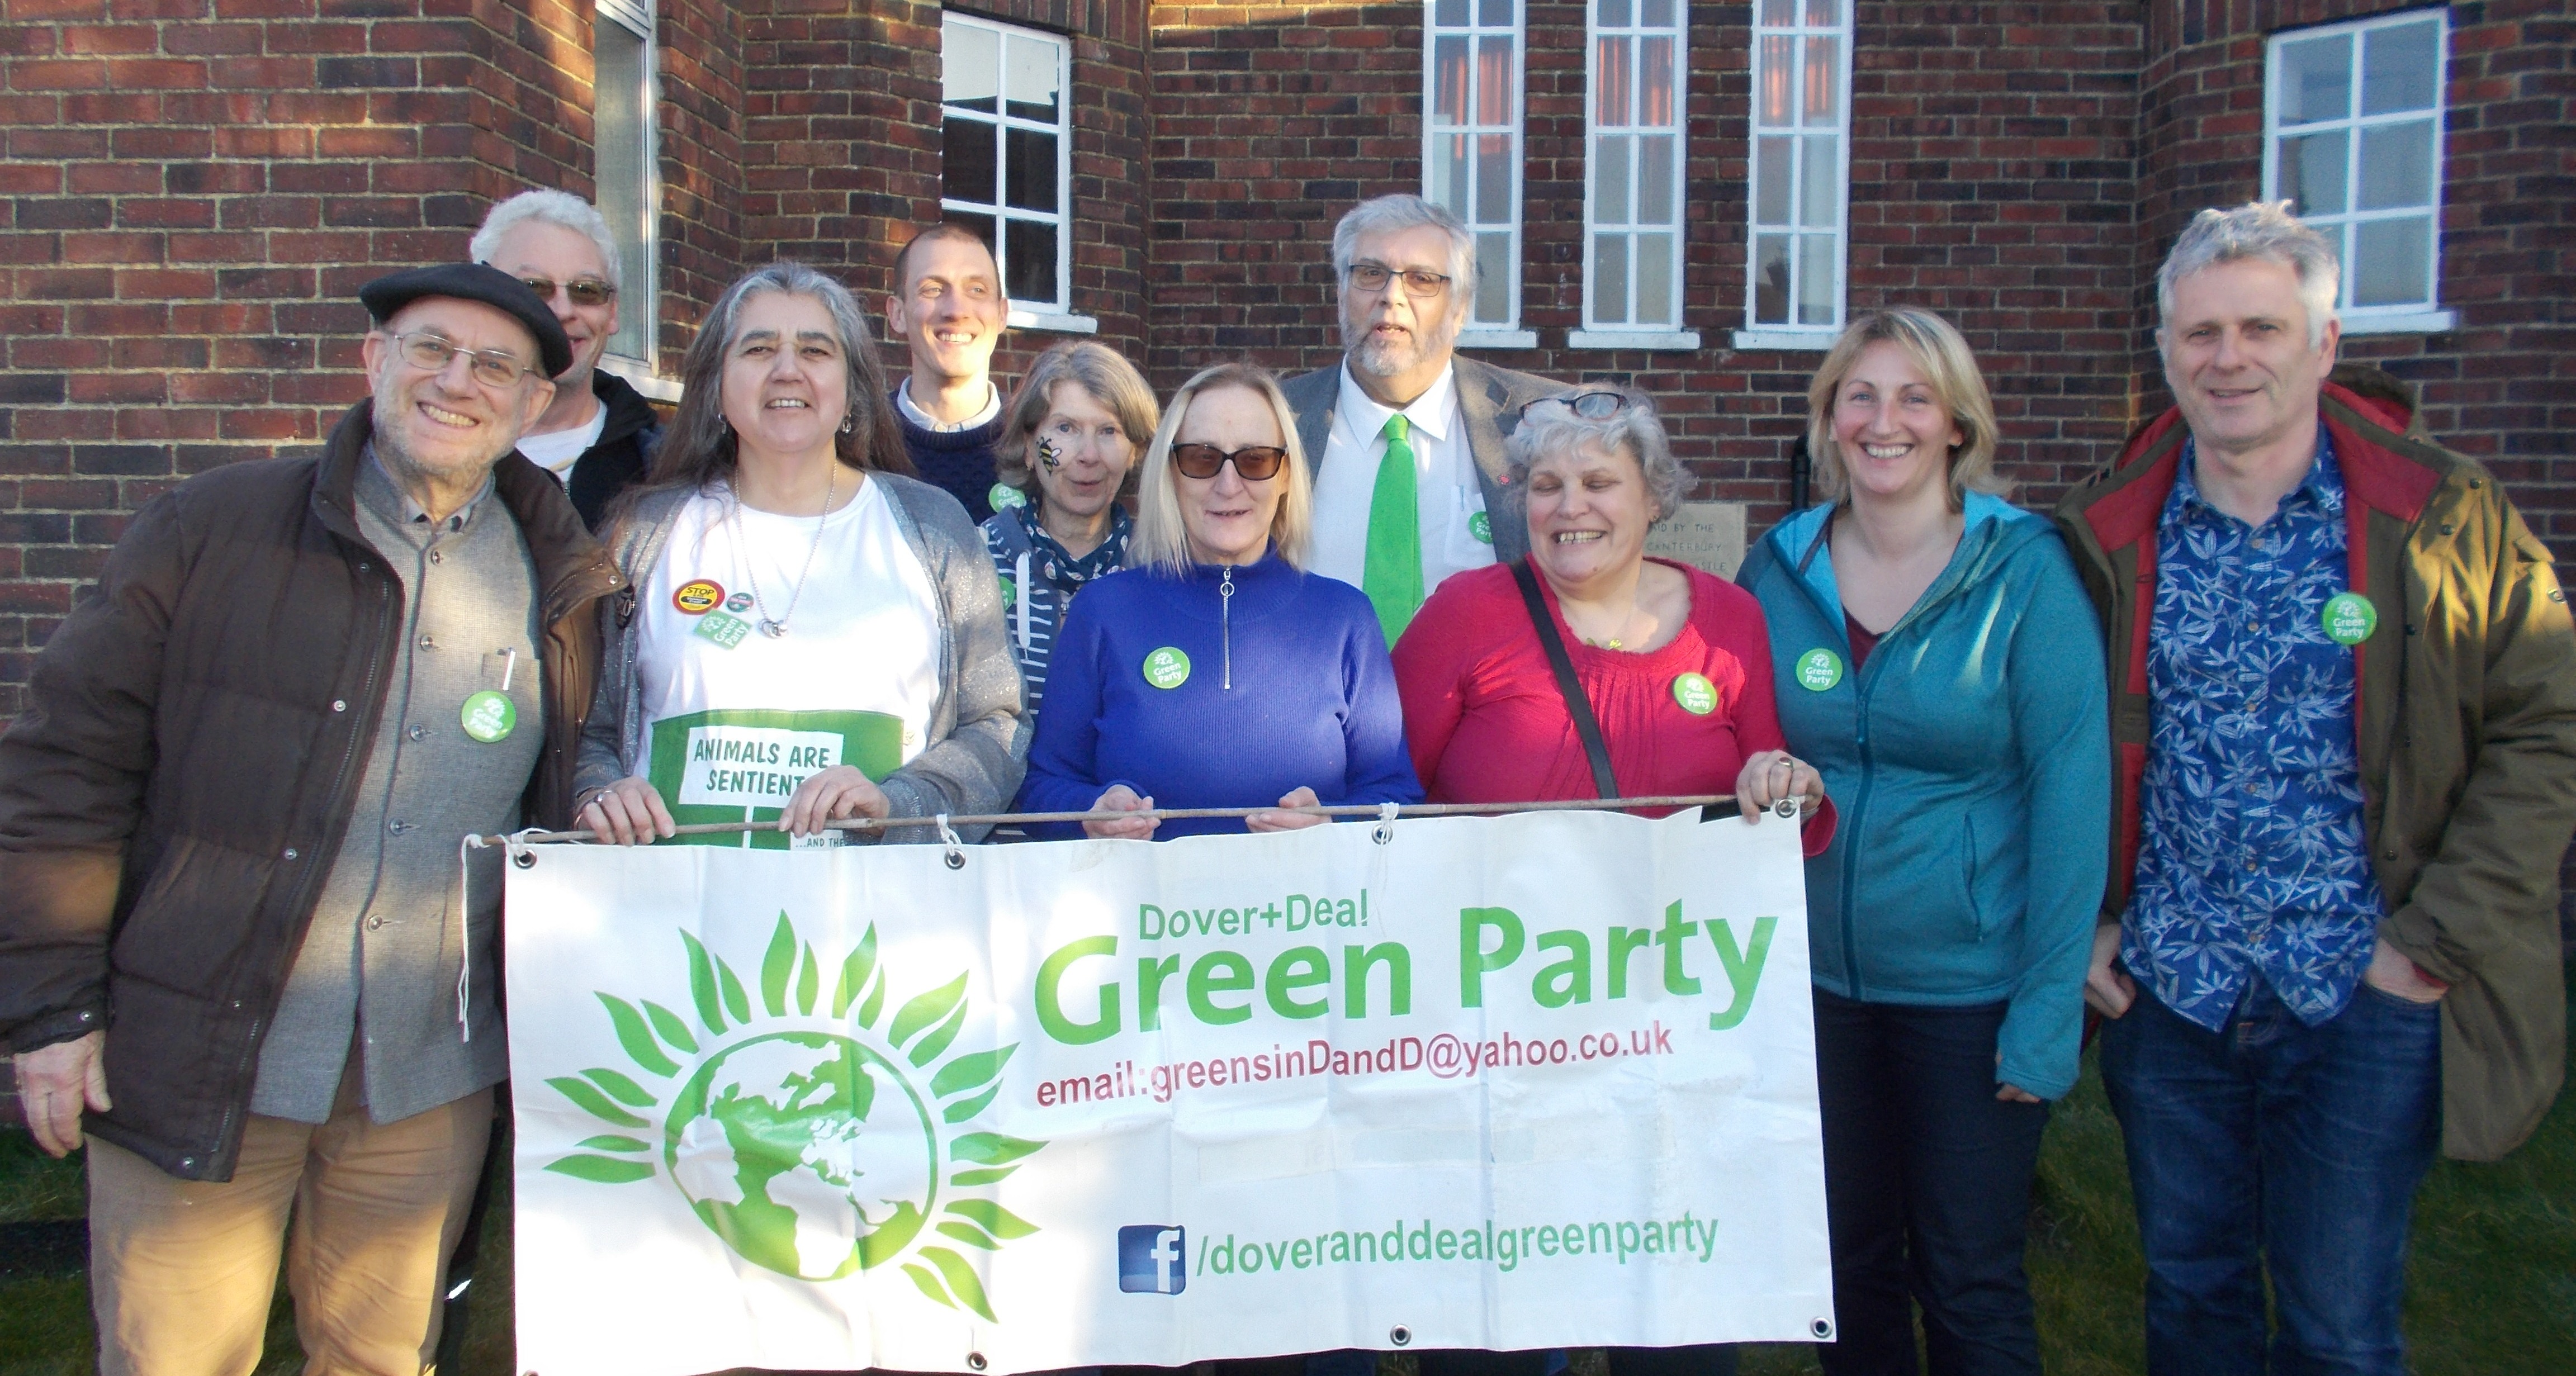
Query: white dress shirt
896,378,1002,432
1306,362,1496,595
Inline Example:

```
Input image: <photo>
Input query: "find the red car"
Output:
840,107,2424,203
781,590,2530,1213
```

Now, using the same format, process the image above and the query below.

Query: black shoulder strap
1510,558,1620,801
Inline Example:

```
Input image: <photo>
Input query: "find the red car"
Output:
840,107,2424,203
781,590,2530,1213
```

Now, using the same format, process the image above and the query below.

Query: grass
5,972,2570,1376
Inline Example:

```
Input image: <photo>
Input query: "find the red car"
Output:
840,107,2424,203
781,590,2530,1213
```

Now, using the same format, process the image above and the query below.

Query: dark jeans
2098,977,2441,1376
1812,988,2049,1376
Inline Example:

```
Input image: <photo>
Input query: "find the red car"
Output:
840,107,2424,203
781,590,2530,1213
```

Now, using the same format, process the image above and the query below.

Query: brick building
2,0,2570,905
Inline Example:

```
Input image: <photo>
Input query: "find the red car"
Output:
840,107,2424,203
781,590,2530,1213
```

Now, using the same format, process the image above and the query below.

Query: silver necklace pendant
759,619,789,639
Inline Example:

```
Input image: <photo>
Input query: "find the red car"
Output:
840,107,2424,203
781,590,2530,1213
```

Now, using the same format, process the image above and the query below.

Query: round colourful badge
2321,592,2377,646
1672,672,1718,715
997,575,1018,610
991,483,1028,511
672,579,724,616
1142,647,1191,690
1795,648,1844,692
460,690,517,743
1468,511,1494,544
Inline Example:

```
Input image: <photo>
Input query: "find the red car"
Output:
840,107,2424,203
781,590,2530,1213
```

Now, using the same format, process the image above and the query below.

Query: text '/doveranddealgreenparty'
1034,903,1778,1045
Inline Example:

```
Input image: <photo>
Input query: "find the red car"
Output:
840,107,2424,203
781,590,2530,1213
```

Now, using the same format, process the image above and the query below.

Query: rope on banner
456,827,545,1041
1372,800,1399,846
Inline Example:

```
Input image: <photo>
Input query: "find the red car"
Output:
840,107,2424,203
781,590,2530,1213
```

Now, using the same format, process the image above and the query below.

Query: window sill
2337,309,2457,336
1567,329,1702,352
1457,328,1540,350
599,354,681,402
1729,329,1836,353
1008,309,1100,336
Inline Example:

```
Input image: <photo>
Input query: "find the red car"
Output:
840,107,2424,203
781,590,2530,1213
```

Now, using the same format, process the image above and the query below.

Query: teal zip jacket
1739,493,2110,1098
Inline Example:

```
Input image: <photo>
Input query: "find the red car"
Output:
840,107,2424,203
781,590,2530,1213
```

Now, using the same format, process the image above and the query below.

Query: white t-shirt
516,405,608,482
637,480,943,847
1306,362,1497,595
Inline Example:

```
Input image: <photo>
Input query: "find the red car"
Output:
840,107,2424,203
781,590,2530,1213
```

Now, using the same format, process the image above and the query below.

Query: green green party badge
1795,648,1844,692
460,690,517,743
1468,510,1493,544
997,575,1017,610
990,483,1027,511
693,610,752,649
1672,672,1718,715
2321,592,2377,646
1142,646,1191,689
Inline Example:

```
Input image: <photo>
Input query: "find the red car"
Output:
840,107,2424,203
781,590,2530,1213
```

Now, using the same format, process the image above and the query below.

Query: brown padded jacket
2053,366,2576,1161
0,401,621,1180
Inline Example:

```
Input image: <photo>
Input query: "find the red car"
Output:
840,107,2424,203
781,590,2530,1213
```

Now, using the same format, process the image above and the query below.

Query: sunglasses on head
1518,389,1630,421
515,275,617,307
1169,443,1290,481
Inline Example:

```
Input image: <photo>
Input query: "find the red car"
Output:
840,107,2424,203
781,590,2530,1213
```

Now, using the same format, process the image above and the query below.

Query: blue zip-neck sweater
1018,552,1422,839
1737,492,2110,1099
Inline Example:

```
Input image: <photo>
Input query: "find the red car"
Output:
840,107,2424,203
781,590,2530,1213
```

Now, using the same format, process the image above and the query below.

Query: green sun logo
541,913,1045,1320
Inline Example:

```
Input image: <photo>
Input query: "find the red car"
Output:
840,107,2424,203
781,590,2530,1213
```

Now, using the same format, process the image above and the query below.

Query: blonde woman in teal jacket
1738,309,2108,1376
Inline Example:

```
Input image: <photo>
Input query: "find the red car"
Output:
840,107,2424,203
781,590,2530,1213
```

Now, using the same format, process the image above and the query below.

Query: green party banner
504,810,1832,1376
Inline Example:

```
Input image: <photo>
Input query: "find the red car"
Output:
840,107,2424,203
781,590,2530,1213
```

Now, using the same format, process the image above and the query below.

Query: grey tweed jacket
575,472,1028,841
1278,355,1563,567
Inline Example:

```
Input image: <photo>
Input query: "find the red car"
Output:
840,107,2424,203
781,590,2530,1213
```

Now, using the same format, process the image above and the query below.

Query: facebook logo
1117,1225,1187,1294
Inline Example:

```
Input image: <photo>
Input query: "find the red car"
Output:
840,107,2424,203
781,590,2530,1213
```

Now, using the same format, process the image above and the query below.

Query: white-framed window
940,14,1074,319
2265,9,2452,333
1572,0,1695,351
594,0,659,368
1424,0,1531,344
1735,0,1850,350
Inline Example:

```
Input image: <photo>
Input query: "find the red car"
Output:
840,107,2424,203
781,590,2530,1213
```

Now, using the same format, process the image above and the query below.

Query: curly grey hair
2156,201,2340,349
1505,387,1691,525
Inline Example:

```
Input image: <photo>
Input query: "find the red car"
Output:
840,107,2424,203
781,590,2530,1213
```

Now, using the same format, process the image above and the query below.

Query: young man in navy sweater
884,222,1011,522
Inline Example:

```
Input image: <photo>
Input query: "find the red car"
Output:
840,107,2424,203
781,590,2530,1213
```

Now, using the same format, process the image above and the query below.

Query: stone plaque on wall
1645,501,1749,580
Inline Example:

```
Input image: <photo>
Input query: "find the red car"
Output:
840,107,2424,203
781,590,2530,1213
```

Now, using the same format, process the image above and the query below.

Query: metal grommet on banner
1389,1325,1413,1347
1373,801,1399,846
936,814,967,870
1810,1318,1834,1340
1772,796,1799,820
966,1354,988,1372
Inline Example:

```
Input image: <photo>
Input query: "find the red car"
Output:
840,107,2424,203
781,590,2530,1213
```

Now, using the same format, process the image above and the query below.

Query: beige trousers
86,1070,495,1376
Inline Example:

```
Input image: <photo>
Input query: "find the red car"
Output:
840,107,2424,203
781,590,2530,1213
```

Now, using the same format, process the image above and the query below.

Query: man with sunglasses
1,263,619,1375
1282,194,1562,644
473,189,664,529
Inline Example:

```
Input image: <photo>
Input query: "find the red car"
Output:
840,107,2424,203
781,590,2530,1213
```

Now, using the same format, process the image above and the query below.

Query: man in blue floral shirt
2057,202,2576,1376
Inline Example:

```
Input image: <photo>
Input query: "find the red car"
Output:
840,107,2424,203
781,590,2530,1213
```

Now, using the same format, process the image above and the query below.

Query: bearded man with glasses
474,189,664,529
1281,194,1563,646
1,263,619,1376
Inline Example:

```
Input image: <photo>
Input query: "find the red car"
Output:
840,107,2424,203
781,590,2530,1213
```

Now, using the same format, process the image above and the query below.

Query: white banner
504,810,1832,1376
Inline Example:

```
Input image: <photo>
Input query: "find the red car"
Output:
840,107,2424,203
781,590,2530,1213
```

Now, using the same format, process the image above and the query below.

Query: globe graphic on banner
663,1031,937,1280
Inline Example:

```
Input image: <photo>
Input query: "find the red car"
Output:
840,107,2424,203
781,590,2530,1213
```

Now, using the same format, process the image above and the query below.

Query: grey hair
2156,202,2340,349
1330,194,1477,295
1505,387,1691,525
471,189,622,291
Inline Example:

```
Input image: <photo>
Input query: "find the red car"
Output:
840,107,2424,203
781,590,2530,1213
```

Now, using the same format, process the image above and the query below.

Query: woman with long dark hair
575,262,1025,846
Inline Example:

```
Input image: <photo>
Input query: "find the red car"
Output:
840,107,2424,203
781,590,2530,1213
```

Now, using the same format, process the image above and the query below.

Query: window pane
2277,130,2348,216
1637,133,1674,224
1476,36,1514,126
1005,35,1059,122
1640,0,1673,27
2356,120,2432,211
943,117,1000,207
1597,36,1632,126
1004,218,1057,305
1800,133,1838,227
1476,132,1511,223
943,22,998,113
1431,134,1471,219
1797,233,1836,325
1635,231,1672,324
1758,35,1793,126
1479,0,1510,25
1434,36,1469,125
1803,35,1839,125
1597,0,1629,26
1475,232,1512,324
1804,0,1840,23
1640,36,1674,125
1754,135,1793,226
1595,133,1632,225
1003,127,1057,212
1758,0,1794,26
2361,20,2440,115
1593,234,1630,325
2276,33,2351,126
1436,0,1467,25
595,18,650,360
1754,234,1791,325
2351,216,2431,308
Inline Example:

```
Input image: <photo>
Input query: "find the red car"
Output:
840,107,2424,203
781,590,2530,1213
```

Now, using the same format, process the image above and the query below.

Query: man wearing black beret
0,263,621,1374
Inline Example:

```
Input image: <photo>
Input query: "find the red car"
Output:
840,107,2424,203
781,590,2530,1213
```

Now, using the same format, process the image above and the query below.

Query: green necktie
1361,413,1425,644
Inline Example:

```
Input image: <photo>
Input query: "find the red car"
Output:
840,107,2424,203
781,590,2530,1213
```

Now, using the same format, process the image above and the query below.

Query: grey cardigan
575,473,1028,841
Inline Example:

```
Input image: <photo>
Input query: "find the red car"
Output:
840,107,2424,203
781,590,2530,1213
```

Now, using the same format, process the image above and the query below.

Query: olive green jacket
2053,366,2576,1161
